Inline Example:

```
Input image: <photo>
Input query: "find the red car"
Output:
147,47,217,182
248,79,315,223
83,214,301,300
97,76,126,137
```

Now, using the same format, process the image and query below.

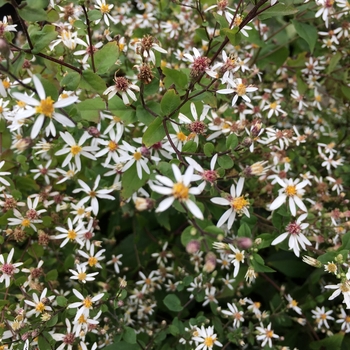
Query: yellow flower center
231,196,249,212
326,262,337,273
77,208,85,216
254,302,261,308
285,185,297,196
21,219,31,227
113,116,121,122
108,140,118,151
266,330,274,338
67,169,75,178
67,229,77,240
340,282,350,293
70,145,82,155
100,4,110,13
35,302,45,313
78,314,87,324
88,256,98,267
3,80,10,89
83,297,92,308
78,272,87,281
177,132,187,142
346,316,350,323
236,83,246,96
133,152,142,160
291,300,298,307
172,182,189,201
315,94,322,102
89,191,96,198
17,100,26,108
35,97,54,118
0,107,3,113
204,337,214,347
320,314,327,320
270,101,277,110
235,252,244,262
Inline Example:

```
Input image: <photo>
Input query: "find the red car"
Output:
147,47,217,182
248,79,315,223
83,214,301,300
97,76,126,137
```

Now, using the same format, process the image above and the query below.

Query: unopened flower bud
186,240,200,254
203,252,216,273
87,126,101,138
134,197,154,211
302,255,322,268
236,237,253,250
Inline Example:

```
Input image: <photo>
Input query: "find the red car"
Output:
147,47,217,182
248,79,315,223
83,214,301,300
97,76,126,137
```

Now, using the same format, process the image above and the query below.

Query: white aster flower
70,264,99,284
255,322,279,348
228,245,245,277
0,160,11,186
0,248,23,288
222,302,244,328
12,76,77,139
192,325,222,350
150,164,205,219
312,306,334,328
210,177,250,229
271,213,311,257
53,218,87,247
269,177,308,216
103,76,139,105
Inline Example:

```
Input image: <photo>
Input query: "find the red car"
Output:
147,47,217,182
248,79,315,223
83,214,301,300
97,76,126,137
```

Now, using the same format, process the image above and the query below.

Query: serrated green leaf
81,70,107,95
76,97,105,122
163,294,183,312
142,117,166,147
123,327,137,344
94,42,119,74
61,72,81,91
161,89,181,116
292,20,317,53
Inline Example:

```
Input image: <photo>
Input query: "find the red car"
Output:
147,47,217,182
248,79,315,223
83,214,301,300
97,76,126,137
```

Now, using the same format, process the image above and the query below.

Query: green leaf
341,85,350,100
237,222,251,237
213,13,229,29
259,4,298,20
81,70,107,95
88,9,102,21
162,67,188,90
103,342,139,350
339,231,350,250
31,26,58,54
123,327,137,344
226,133,238,151
291,20,317,53
46,314,58,327
182,140,197,153
28,243,44,258
121,163,149,199
310,333,344,350
326,51,342,74
56,296,68,307
45,269,58,281
204,142,215,156
27,0,49,8
160,89,181,116
61,72,81,91
221,28,240,46
142,117,166,147
38,333,52,350
94,42,120,74
76,97,105,122
181,226,200,247
163,294,183,312
18,6,48,21
0,210,13,225
217,155,233,169
0,300,9,311
108,97,137,124
46,9,60,23
251,254,275,273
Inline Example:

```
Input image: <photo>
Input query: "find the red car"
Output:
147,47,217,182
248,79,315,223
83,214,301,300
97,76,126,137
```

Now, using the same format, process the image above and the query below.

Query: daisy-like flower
0,160,11,186
324,272,350,309
256,323,279,348
106,254,123,273
336,307,350,332
192,325,222,350
53,218,87,247
51,318,75,350
205,0,235,23
184,47,216,79
315,0,335,27
67,288,104,322
211,177,250,229
228,245,245,277
178,103,210,144
55,131,99,171
186,154,219,185
72,175,115,216
0,248,23,288
56,163,78,184
94,0,117,26
12,76,77,139
134,35,168,65
222,302,244,328
217,78,258,106
286,294,302,315
269,177,308,216
116,141,159,180
149,164,206,220
7,208,43,231
262,101,286,119
312,306,334,328
69,264,99,284
24,288,55,317
30,159,58,185
0,16,17,34
78,242,106,269
73,36,103,65
103,75,139,105
271,213,311,257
